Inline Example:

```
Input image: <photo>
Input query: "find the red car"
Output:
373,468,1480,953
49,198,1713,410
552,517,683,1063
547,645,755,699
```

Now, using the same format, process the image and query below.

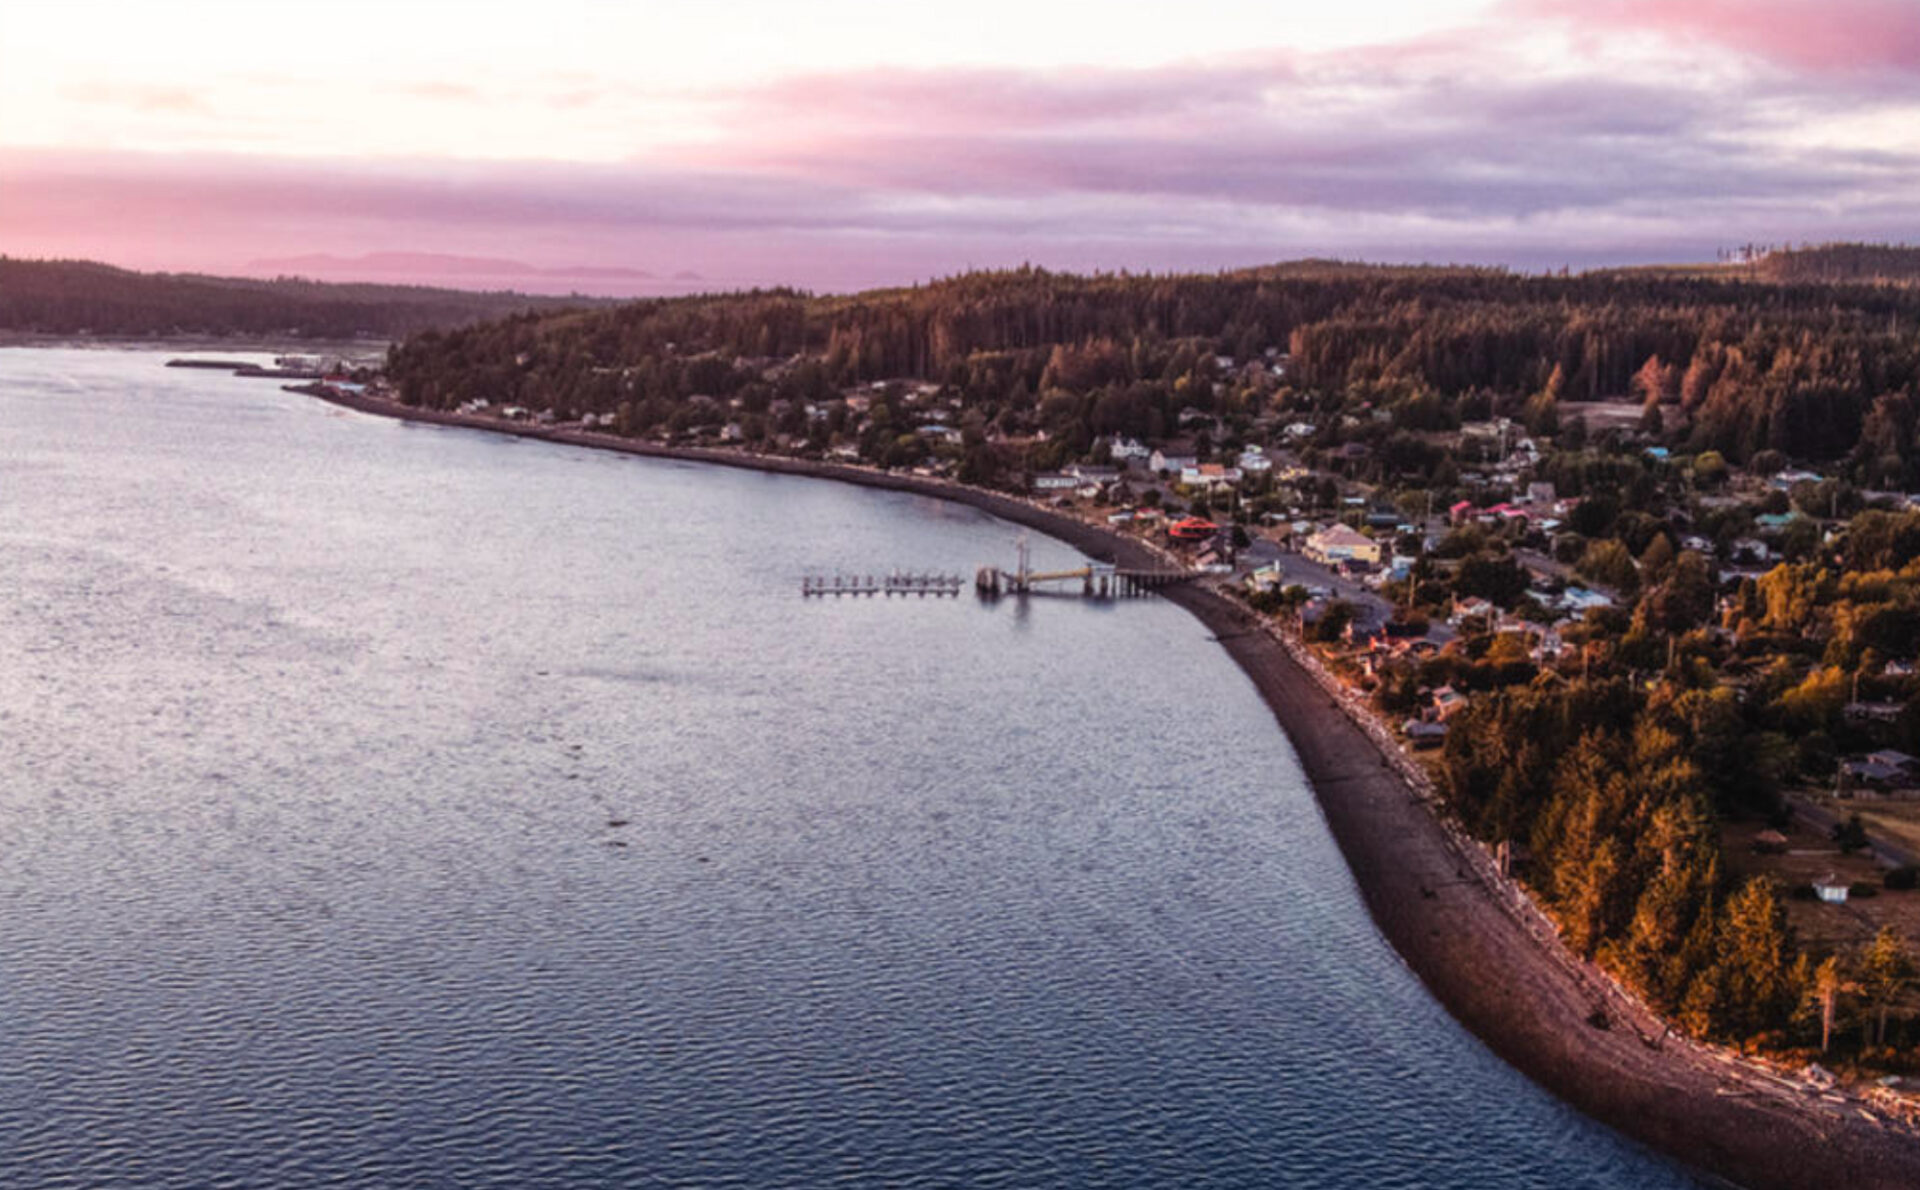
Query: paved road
1240,541,1459,643
1514,547,1576,584
1241,545,1397,628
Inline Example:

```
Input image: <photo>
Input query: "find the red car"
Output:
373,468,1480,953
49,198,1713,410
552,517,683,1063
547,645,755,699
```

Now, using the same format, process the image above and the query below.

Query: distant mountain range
248,251,676,282
247,252,706,294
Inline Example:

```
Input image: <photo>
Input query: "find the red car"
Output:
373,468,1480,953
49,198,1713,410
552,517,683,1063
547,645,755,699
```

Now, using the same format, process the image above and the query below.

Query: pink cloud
1520,0,1920,75
735,58,1290,138
7,18,1920,291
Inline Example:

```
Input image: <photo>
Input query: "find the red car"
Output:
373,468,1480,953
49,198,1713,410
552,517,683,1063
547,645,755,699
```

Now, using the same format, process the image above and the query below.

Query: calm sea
0,348,1697,1188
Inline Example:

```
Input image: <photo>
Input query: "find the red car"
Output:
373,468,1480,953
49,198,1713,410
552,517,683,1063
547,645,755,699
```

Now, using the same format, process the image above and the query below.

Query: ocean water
0,348,1698,1188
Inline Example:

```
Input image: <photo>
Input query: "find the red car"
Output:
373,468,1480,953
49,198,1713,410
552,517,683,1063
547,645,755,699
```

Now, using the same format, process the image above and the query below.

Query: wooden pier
801,571,965,597
972,562,1192,598
802,538,1193,602
969,531,1191,598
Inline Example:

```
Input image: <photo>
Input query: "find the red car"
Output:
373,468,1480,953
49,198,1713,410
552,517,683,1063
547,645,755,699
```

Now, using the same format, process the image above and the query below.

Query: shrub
1887,866,1920,891
1833,814,1870,854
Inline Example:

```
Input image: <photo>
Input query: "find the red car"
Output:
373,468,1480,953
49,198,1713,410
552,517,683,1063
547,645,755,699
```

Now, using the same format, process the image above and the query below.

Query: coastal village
332,260,1920,1146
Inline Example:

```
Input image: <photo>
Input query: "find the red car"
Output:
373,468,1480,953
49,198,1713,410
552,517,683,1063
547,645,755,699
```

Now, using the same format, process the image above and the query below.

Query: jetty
801,571,965,597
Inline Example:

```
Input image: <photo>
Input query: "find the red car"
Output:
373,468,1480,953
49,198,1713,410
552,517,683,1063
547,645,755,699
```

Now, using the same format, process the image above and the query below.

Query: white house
1109,436,1152,462
1450,596,1496,625
1561,587,1614,612
918,422,965,445
1238,448,1274,474
1032,472,1080,493
1150,450,1198,474
1181,463,1243,489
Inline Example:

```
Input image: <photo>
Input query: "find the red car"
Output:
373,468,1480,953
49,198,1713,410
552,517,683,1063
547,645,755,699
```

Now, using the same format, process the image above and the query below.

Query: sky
3,0,1918,293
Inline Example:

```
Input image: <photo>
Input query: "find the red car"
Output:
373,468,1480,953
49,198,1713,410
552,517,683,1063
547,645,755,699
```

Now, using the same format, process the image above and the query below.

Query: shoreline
305,386,1920,1190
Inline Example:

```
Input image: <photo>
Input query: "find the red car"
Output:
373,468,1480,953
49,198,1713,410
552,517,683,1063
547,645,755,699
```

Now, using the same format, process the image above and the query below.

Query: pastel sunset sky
3,0,1918,292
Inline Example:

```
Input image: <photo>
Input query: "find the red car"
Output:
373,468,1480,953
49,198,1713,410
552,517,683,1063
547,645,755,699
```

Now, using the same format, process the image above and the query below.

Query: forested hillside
0,258,612,339
385,257,1920,475
1754,244,1920,286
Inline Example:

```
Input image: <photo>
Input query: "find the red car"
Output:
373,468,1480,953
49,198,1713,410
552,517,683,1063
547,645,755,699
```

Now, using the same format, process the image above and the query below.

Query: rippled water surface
0,348,1698,1188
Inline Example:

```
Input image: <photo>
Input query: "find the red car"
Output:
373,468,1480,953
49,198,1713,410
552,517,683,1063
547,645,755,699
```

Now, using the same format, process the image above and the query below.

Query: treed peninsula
0,257,618,340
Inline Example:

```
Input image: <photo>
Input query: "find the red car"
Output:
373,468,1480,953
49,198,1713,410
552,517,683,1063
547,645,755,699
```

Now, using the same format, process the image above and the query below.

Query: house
1032,472,1080,493
1304,524,1381,566
1430,686,1469,721
1526,482,1557,506
1167,516,1220,542
1403,720,1450,749
1752,829,1790,855
1150,449,1198,475
1237,448,1274,474
1109,437,1152,462
1560,587,1614,613
1450,596,1495,626
1814,875,1851,905
1180,463,1242,489
1449,499,1477,525
1247,562,1286,592
1531,628,1566,662
1844,758,1905,787
1869,750,1919,774
1068,464,1121,485
1846,701,1905,724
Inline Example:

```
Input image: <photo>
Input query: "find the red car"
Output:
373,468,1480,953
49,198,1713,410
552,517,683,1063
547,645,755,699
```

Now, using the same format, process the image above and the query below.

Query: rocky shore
302,385,1920,1190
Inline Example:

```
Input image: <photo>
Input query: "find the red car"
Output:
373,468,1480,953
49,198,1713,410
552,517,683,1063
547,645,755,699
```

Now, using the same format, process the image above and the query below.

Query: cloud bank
5,6,1918,290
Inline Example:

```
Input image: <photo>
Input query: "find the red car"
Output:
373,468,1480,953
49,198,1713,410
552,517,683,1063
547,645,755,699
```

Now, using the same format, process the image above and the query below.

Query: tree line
383,252,1920,485
0,258,609,339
